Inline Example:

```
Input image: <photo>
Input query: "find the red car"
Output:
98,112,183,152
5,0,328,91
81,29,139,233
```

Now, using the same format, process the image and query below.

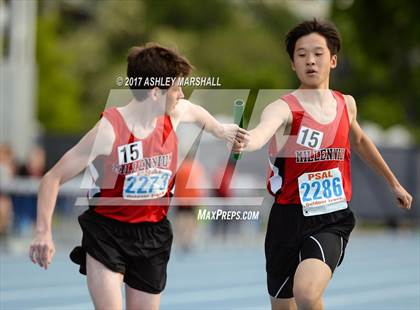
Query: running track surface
1,230,419,310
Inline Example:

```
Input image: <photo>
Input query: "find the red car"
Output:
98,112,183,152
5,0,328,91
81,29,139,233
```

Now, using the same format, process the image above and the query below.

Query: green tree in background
37,8,83,133
36,0,419,142
332,0,420,141
36,0,296,132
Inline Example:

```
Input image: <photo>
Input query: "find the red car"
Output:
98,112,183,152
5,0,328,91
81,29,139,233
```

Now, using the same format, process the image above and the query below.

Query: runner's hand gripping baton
232,99,245,160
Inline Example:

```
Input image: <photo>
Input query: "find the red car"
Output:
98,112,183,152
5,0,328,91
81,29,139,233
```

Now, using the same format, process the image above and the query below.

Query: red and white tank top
90,107,177,223
267,90,352,215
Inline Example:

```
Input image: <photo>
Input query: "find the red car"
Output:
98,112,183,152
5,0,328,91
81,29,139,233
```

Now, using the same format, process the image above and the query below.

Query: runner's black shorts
70,209,173,294
265,203,356,299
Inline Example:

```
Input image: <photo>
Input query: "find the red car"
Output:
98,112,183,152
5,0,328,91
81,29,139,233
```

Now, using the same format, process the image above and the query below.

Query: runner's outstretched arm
29,119,114,269
234,99,290,152
173,99,249,143
346,95,413,210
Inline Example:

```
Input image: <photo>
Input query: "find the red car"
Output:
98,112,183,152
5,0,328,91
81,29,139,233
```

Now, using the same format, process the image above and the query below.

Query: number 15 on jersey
297,126,323,150
118,141,143,165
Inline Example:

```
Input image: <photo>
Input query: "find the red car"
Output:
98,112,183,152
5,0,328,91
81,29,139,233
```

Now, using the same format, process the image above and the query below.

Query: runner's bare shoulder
89,116,115,157
264,97,292,126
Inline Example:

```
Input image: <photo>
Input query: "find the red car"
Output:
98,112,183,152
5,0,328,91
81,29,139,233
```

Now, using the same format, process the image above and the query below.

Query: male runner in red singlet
233,20,413,310
29,43,248,310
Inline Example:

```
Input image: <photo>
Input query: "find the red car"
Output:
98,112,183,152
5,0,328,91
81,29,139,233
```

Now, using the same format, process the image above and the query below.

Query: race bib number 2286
298,168,347,216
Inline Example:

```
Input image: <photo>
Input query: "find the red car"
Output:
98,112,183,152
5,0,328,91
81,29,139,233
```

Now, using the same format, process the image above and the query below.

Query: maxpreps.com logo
197,209,260,221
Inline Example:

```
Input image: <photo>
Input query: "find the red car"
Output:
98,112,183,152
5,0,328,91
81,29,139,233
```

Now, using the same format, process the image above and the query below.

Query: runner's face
165,80,184,113
291,33,337,89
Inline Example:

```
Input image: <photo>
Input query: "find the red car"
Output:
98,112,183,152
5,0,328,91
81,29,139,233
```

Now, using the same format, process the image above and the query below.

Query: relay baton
232,99,244,160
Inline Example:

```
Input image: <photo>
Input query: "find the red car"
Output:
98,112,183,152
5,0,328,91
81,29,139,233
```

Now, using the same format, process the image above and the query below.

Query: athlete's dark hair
285,19,341,60
127,43,193,100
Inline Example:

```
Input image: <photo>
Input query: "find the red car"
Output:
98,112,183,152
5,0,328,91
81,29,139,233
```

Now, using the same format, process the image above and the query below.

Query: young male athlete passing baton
233,20,413,310
29,43,248,310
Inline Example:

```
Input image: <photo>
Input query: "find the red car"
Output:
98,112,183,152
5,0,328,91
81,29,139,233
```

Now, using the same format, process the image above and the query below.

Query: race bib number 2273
123,168,172,200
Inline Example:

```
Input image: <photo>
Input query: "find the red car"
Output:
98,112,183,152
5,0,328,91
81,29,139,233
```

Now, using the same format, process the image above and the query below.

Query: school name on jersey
113,153,172,175
295,148,345,163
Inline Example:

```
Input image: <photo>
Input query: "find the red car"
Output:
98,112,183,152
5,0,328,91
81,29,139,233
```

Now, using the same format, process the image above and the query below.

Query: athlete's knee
270,296,297,310
126,285,160,310
293,281,321,309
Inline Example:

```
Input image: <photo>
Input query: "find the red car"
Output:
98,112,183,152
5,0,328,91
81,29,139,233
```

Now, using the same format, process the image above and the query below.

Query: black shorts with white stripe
265,203,355,299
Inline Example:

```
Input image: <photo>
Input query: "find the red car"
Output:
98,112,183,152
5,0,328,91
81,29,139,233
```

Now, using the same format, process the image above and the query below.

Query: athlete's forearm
352,133,400,187
189,104,225,138
203,118,225,139
35,172,61,233
243,120,280,152
243,129,265,152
